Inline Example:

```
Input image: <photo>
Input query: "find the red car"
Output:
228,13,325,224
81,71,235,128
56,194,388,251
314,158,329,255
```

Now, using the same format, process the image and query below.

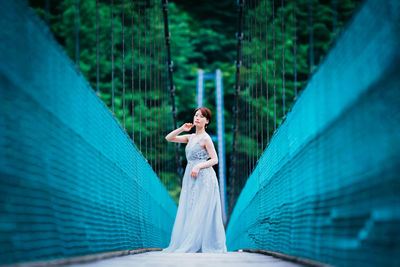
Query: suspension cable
250,0,254,172
96,0,100,95
309,0,314,74
149,0,154,167
161,26,165,187
242,1,246,183
145,3,148,159
293,0,297,98
273,0,276,132
161,0,184,182
265,0,269,145
149,0,152,167
162,40,168,190
122,0,126,129
259,0,263,152
131,0,135,141
241,4,245,188
152,0,156,170
151,0,156,169
139,3,142,151
282,0,285,116
247,0,253,176
255,0,259,162
157,0,161,176
254,0,262,163
247,0,251,179
229,0,244,220
75,0,79,70
111,0,114,114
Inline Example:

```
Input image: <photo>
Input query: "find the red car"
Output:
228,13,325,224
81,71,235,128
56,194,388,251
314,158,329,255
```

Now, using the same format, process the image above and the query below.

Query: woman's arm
165,123,193,143
195,157,218,169
190,136,218,178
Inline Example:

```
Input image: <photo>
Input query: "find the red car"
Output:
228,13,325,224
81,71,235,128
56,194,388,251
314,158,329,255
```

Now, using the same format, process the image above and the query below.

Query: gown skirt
161,134,227,253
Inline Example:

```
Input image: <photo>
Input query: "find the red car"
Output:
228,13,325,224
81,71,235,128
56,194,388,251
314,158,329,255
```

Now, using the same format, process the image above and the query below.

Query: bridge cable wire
152,0,155,169
252,1,256,173
156,0,162,189
163,41,169,190
259,0,263,152
293,0,297,99
154,0,157,174
252,0,255,171
246,0,250,177
247,0,251,180
150,0,155,168
111,0,114,114
250,0,254,173
149,0,152,167
253,0,257,171
75,0,79,70
242,1,245,181
252,0,254,171
122,0,126,130
259,0,263,247
146,0,154,166
145,2,148,160
229,0,244,219
255,0,259,163
96,0,100,95
309,0,314,73
161,29,167,190
238,1,243,208
273,0,276,132
161,0,184,183
242,1,245,186
153,0,157,171
157,0,161,177
240,0,245,216
131,0,135,141
265,0,269,146
282,0,285,116
138,3,142,151
247,0,250,178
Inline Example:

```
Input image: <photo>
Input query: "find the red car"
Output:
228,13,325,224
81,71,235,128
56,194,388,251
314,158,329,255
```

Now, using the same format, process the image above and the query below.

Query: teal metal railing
226,0,400,266
0,1,176,265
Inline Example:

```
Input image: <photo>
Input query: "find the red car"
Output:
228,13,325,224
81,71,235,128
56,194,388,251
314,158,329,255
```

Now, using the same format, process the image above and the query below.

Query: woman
162,107,227,253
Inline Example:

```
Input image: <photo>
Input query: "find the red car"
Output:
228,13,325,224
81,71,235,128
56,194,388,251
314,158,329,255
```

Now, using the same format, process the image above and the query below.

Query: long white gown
161,133,227,253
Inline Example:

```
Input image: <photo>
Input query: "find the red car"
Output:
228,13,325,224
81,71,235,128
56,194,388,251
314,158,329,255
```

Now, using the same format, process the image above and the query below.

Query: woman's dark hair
194,107,212,128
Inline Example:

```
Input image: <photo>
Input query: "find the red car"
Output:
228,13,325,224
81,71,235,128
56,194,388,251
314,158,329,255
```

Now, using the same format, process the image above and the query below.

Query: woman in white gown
162,107,227,253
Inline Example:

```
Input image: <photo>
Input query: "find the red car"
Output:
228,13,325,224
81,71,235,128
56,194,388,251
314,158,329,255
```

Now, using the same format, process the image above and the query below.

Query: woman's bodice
185,134,210,162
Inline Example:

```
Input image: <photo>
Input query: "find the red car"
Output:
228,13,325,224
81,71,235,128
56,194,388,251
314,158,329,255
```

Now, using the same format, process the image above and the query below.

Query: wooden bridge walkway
68,251,307,267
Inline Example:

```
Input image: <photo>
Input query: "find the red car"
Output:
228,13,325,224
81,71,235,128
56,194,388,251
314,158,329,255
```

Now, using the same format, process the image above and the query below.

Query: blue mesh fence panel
226,0,400,266
0,0,177,265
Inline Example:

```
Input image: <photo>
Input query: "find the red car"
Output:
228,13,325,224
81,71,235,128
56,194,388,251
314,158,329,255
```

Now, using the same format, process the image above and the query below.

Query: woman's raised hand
181,123,194,132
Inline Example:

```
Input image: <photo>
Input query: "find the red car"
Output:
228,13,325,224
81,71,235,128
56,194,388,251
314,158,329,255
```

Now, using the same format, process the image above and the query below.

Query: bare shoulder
200,133,213,147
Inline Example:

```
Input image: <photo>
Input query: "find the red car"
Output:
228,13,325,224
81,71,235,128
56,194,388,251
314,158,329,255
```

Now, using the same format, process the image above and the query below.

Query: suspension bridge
0,0,399,266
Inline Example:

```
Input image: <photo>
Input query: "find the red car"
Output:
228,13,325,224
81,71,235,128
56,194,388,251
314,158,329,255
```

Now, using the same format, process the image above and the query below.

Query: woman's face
193,110,208,128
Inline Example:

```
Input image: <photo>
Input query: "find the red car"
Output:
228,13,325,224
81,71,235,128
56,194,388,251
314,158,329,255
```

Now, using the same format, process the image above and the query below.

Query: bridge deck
69,251,303,267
